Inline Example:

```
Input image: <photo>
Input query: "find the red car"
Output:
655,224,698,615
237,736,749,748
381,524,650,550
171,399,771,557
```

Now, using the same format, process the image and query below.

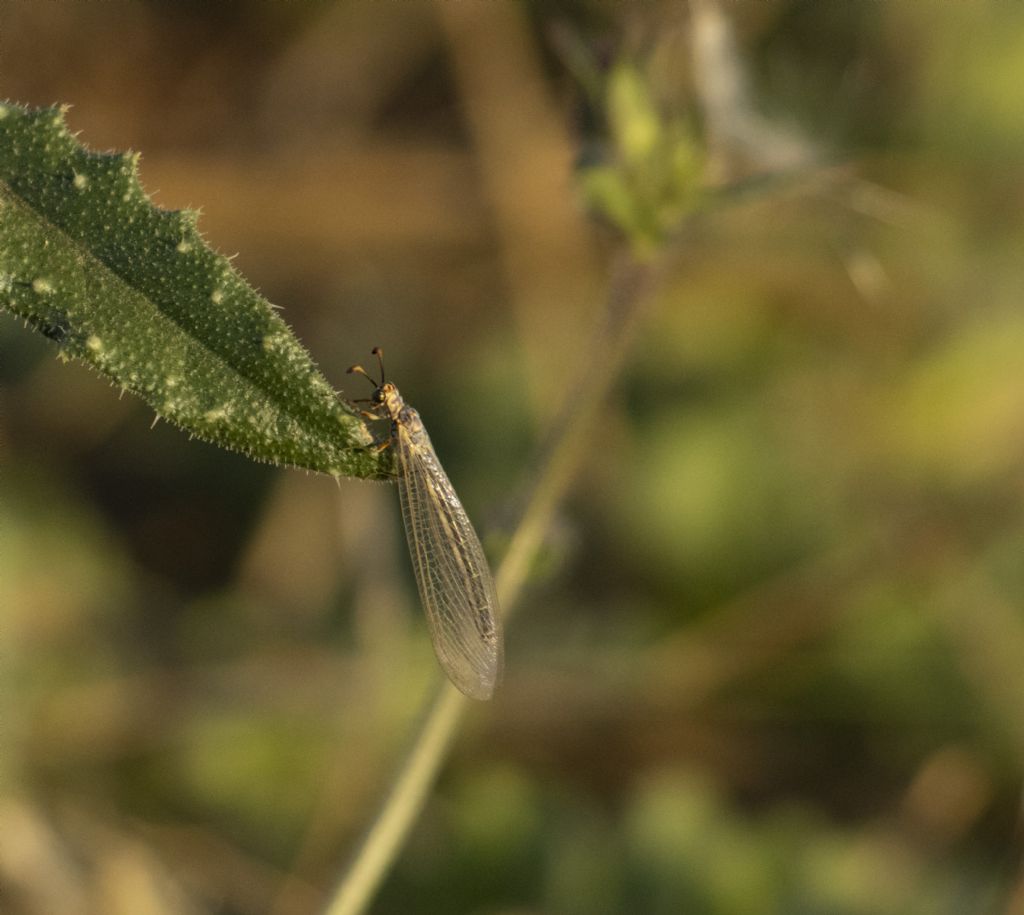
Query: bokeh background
2,2,1024,913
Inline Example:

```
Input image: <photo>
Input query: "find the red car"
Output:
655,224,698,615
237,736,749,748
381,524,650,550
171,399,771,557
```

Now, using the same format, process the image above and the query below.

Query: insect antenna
347,347,387,388
346,362,378,388
371,346,386,384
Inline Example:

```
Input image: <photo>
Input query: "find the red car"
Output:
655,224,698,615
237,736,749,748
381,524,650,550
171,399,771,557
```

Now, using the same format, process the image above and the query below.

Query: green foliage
580,63,705,252
0,102,391,479
5,2,1024,913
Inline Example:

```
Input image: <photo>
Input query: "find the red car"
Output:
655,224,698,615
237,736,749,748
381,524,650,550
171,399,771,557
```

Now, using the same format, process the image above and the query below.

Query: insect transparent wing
395,420,503,700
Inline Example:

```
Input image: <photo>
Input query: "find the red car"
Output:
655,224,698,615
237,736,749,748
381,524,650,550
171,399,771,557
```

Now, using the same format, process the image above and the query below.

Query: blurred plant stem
319,250,663,915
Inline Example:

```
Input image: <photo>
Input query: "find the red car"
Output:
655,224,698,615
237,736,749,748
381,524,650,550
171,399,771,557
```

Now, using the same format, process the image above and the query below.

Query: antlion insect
347,348,504,700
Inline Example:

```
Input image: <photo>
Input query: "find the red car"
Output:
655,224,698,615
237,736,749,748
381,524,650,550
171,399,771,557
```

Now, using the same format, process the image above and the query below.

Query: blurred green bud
608,64,662,168
577,58,706,253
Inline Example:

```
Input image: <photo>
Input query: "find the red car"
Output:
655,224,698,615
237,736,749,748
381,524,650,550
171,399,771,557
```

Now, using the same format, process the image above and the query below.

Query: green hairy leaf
0,101,391,479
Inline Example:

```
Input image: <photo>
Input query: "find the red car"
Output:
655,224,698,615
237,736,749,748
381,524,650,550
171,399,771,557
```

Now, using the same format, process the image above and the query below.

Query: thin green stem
319,250,662,915
320,682,466,915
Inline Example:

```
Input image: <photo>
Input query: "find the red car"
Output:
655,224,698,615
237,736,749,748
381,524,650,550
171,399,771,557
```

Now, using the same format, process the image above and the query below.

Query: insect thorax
396,405,428,444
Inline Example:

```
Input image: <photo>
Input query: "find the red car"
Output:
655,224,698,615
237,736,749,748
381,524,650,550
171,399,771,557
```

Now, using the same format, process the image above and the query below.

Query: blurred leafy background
2,1,1024,914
